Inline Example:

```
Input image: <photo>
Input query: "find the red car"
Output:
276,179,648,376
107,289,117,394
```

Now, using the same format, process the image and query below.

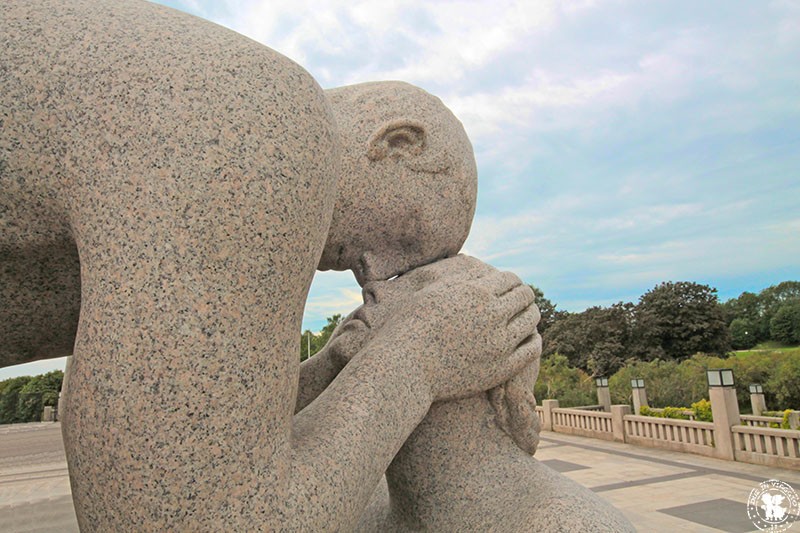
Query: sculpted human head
319,82,478,286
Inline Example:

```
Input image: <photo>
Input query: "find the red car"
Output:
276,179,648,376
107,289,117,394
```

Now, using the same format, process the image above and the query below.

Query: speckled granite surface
1,1,631,530
319,82,477,286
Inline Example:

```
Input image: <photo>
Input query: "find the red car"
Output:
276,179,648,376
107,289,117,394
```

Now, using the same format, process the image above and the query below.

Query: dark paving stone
657,497,791,533
591,470,706,493
540,458,589,473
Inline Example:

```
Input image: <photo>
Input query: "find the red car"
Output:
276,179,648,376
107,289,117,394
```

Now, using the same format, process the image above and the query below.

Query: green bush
691,399,713,422
535,346,799,414
767,356,800,409
763,410,793,429
662,407,692,420
609,359,706,408
534,354,596,407
637,400,712,421
638,405,691,420
0,371,63,424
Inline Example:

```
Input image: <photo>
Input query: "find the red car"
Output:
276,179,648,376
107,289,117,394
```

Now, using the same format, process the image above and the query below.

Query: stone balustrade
536,399,800,470
552,407,615,440
624,415,716,457
732,425,800,470
740,414,785,428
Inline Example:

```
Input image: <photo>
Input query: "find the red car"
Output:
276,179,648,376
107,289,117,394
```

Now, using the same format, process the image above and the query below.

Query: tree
608,359,707,409
0,376,30,424
0,370,63,424
16,371,63,422
729,318,758,350
542,303,633,376
300,314,344,361
632,282,730,361
533,354,596,407
759,281,800,342
770,302,800,345
767,355,800,409
722,291,764,340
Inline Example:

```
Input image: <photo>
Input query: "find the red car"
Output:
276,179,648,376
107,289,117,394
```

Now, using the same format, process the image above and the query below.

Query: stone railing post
542,399,559,432
749,391,767,416
709,382,740,460
632,386,648,416
611,404,630,443
789,411,800,430
596,386,611,412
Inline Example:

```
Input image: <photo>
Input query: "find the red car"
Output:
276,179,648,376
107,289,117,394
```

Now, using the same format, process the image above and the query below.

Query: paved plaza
1,422,798,532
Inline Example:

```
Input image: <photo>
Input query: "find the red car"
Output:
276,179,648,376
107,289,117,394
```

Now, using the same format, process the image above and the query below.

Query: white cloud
302,271,361,329
595,203,704,231
152,0,800,321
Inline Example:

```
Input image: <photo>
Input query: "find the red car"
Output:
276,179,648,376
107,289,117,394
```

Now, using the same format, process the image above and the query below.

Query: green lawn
734,342,800,357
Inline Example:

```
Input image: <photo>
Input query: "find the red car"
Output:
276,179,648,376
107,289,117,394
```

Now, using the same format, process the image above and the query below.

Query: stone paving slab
536,431,800,532
2,423,800,532
0,423,77,532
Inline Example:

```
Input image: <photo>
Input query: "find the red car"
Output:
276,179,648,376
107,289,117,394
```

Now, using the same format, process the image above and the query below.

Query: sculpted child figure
2,2,538,531
299,83,636,532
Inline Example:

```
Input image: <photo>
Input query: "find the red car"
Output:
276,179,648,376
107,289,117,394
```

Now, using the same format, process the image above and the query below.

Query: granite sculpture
305,82,634,531
1,1,633,531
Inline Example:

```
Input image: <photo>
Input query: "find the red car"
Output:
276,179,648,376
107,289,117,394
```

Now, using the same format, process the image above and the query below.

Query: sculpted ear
367,120,426,161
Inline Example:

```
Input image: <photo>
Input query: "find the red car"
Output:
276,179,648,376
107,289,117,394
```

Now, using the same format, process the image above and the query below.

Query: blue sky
2,0,798,380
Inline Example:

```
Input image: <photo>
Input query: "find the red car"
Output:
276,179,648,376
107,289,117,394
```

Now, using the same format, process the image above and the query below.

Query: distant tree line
722,281,800,349
296,281,799,376
0,370,63,424
535,350,800,411
537,280,799,377
300,314,343,361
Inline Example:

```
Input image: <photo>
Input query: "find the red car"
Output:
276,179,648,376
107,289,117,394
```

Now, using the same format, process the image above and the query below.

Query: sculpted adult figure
1,1,537,531
302,82,635,532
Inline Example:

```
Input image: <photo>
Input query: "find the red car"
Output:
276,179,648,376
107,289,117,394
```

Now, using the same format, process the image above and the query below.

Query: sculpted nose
362,280,393,305
362,284,377,305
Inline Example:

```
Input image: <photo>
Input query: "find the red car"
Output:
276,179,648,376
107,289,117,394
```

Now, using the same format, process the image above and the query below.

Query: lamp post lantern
706,368,735,388
595,376,610,412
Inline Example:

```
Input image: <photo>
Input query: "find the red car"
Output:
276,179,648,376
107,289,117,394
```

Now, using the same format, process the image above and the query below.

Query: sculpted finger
500,285,536,319
482,271,523,297
400,255,485,288
508,304,540,345
506,333,542,377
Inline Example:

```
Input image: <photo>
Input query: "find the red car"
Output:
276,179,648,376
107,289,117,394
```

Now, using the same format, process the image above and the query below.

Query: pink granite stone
319,82,478,286
1,1,566,531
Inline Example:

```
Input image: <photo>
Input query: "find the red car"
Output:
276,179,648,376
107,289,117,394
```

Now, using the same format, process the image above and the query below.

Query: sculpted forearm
295,348,341,413
288,344,432,530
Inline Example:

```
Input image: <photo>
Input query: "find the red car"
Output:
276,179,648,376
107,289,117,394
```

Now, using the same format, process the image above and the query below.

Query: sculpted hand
328,255,541,402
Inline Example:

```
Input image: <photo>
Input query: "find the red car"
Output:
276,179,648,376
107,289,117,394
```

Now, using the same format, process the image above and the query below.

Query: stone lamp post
631,378,648,415
595,377,611,412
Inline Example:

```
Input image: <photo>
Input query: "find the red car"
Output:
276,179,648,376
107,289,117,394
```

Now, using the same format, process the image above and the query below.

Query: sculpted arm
295,343,343,413
288,258,539,530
